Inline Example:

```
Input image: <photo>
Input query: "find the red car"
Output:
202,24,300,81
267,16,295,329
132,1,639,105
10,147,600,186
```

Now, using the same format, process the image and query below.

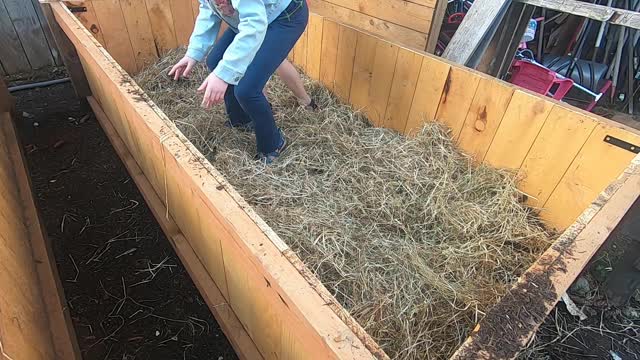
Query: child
169,0,310,163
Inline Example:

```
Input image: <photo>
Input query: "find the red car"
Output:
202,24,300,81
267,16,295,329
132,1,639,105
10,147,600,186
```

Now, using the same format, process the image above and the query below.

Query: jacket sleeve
213,0,268,85
186,0,222,62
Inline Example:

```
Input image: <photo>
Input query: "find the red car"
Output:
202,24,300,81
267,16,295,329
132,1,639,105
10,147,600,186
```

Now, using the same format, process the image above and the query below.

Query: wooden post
426,0,448,54
441,0,513,66
476,3,535,78
39,1,91,98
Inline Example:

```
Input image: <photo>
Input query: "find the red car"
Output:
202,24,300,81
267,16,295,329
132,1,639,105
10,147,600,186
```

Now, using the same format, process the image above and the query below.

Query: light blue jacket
186,0,293,85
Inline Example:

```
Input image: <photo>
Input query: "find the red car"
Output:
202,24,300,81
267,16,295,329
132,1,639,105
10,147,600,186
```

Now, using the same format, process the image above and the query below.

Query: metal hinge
68,6,87,13
604,135,640,154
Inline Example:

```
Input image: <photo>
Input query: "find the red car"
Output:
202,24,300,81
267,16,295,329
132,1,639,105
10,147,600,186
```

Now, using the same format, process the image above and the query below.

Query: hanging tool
592,0,614,62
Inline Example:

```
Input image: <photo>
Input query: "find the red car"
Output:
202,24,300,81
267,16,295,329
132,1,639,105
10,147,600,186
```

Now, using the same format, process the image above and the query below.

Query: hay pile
135,49,552,359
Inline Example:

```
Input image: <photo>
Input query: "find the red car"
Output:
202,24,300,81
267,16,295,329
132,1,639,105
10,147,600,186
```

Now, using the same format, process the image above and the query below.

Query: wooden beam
516,0,640,30
426,0,447,53
1,111,81,360
451,154,640,359
476,3,535,77
441,0,512,66
89,96,263,360
40,2,91,97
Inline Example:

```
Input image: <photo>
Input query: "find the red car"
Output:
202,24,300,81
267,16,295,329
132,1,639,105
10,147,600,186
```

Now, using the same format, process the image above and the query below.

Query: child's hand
168,57,197,80
197,73,228,109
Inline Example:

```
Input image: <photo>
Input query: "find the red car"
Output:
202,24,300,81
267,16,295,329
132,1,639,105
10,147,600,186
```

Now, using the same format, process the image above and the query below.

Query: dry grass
135,49,553,359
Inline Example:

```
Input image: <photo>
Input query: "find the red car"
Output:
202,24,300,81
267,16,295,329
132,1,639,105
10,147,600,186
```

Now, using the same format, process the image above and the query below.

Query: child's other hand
168,57,197,80
197,73,228,109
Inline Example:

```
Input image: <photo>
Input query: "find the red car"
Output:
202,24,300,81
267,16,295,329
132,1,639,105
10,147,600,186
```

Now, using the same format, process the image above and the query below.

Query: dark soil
11,78,237,360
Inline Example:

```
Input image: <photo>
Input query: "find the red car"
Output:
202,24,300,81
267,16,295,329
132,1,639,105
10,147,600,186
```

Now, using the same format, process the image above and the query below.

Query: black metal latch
604,135,640,154
68,6,87,13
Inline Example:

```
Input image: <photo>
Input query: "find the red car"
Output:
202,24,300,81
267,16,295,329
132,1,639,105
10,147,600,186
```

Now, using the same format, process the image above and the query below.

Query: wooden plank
2,111,81,360
483,90,553,169
365,39,399,126
91,0,138,73
333,25,358,101
476,3,535,78
426,0,447,53
305,13,323,80
543,124,640,230
456,78,514,161
309,0,428,49
435,66,482,140
0,0,31,74
30,0,61,64
319,19,339,91
311,0,434,33
0,113,56,360
404,55,451,134
349,31,378,112
452,154,640,359
293,25,308,71
191,0,200,19
170,0,195,46
51,4,383,358
382,48,423,132
144,0,178,55
66,0,106,46
119,0,159,70
516,0,640,30
441,0,511,66
41,3,91,97
90,96,263,360
518,106,598,209
3,0,55,69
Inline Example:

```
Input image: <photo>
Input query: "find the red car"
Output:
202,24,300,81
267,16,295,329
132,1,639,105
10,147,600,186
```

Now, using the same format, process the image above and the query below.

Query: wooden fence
0,0,61,75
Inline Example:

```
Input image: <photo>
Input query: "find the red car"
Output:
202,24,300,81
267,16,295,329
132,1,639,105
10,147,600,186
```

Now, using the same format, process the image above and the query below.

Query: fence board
144,0,178,55
383,48,423,132
0,0,31,73
366,40,399,126
319,19,339,90
518,106,598,209
30,0,60,64
66,1,105,46
543,124,640,230
404,55,450,134
170,0,195,46
484,90,553,169
309,0,427,49
120,0,159,70
435,67,482,140
305,14,323,80
92,0,138,73
457,78,514,161
2,0,55,69
333,25,357,101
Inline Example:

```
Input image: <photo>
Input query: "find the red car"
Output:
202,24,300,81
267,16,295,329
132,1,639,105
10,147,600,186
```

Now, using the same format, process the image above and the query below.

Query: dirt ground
7,70,640,360
11,76,237,360
522,199,640,360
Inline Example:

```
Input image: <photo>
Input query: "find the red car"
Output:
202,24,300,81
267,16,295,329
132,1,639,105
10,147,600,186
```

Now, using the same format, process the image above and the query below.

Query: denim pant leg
230,1,309,153
206,28,251,125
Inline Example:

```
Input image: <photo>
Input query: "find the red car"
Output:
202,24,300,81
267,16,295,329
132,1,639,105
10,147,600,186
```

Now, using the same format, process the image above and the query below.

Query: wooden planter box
0,79,80,359
3,1,638,359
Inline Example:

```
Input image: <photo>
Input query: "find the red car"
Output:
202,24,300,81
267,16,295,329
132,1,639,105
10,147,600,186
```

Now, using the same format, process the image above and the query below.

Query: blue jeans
207,0,308,154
